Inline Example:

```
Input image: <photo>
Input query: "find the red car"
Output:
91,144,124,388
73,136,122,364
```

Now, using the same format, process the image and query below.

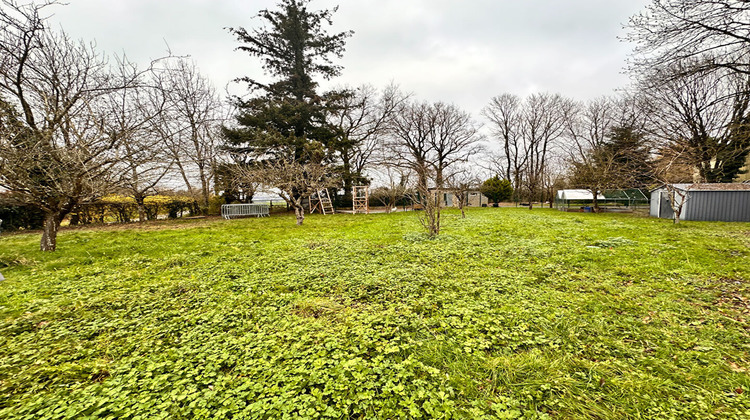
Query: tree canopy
223,0,353,166
480,176,513,205
627,0,750,78
0,1,138,251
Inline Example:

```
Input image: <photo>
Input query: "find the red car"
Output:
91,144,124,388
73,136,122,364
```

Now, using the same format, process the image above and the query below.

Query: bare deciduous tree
327,84,406,197
639,63,750,182
522,93,571,209
388,101,433,196
388,101,482,235
626,0,750,78
482,93,524,191
428,102,484,192
484,93,570,209
232,146,333,225
370,166,410,213
564,98,619,211
105,68,174,222
150,58,225,213
446,167,481,219
651,144,695,224
0,1,143,251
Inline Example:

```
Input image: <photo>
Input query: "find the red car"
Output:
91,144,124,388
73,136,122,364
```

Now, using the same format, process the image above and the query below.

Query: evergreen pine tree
223,0,352,168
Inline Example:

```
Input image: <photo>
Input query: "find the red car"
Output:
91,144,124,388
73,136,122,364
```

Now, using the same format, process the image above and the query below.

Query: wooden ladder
310,189,335,215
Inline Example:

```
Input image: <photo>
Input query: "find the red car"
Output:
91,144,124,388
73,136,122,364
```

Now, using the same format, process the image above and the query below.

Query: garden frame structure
352,186,369,214
555,189,649,212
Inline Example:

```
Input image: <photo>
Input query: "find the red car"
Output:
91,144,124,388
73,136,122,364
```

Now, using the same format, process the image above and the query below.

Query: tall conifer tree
223,0,352,166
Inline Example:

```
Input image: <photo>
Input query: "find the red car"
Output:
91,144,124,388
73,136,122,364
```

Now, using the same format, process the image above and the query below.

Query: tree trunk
435,196,441,235
175,159,196,199
199,166,210,215
40,211,62,252
592,190,600,213
135,195,147,222
294,206,305,226
341,160,353,207
666,188,685,224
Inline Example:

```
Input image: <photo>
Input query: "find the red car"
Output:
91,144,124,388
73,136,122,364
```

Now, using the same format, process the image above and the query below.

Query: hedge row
0,196,209,232
70,196,204,225
0,203,44,232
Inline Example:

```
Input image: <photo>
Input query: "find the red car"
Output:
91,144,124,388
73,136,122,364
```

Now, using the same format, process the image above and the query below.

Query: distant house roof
652,183,750,192
556,189,606,200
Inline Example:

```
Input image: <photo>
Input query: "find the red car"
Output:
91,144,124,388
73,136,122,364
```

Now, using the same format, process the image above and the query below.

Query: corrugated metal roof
674,183,750,192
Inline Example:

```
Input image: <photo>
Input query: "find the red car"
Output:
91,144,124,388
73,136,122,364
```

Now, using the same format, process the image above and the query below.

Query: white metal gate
221,204,270,219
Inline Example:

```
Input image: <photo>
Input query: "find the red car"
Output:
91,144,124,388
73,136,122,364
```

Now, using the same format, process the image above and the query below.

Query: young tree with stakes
389,101,482,236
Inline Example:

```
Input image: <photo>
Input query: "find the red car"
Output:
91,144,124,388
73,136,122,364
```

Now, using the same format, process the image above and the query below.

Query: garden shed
431,189,489,208
650,183,750,222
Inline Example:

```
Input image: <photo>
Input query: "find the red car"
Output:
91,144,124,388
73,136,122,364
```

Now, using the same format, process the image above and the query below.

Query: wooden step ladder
310,189,335,215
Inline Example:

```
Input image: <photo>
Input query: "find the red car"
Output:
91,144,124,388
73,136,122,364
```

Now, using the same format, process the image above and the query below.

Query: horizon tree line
3,0,750,250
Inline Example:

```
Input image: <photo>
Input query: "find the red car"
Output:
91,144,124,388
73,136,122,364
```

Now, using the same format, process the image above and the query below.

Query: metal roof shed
650,183,750,222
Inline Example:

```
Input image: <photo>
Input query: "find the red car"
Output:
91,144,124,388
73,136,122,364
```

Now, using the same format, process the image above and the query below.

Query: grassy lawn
0,208,749,419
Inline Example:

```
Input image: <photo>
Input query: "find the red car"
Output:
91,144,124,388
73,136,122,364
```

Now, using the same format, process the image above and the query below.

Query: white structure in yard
554,189,605,211
432,190,490,207
221,204,270,219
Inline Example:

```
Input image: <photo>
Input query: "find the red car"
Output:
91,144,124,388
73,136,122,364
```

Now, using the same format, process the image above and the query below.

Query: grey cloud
51,0,650,117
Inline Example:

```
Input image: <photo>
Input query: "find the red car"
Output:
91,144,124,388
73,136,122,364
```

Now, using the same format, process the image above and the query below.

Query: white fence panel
221,204,270,219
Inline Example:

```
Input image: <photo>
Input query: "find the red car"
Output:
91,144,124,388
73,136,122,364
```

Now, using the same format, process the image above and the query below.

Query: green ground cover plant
0,208,748,419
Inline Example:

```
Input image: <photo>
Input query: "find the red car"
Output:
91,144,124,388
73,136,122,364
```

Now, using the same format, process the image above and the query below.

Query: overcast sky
49,0,650,118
